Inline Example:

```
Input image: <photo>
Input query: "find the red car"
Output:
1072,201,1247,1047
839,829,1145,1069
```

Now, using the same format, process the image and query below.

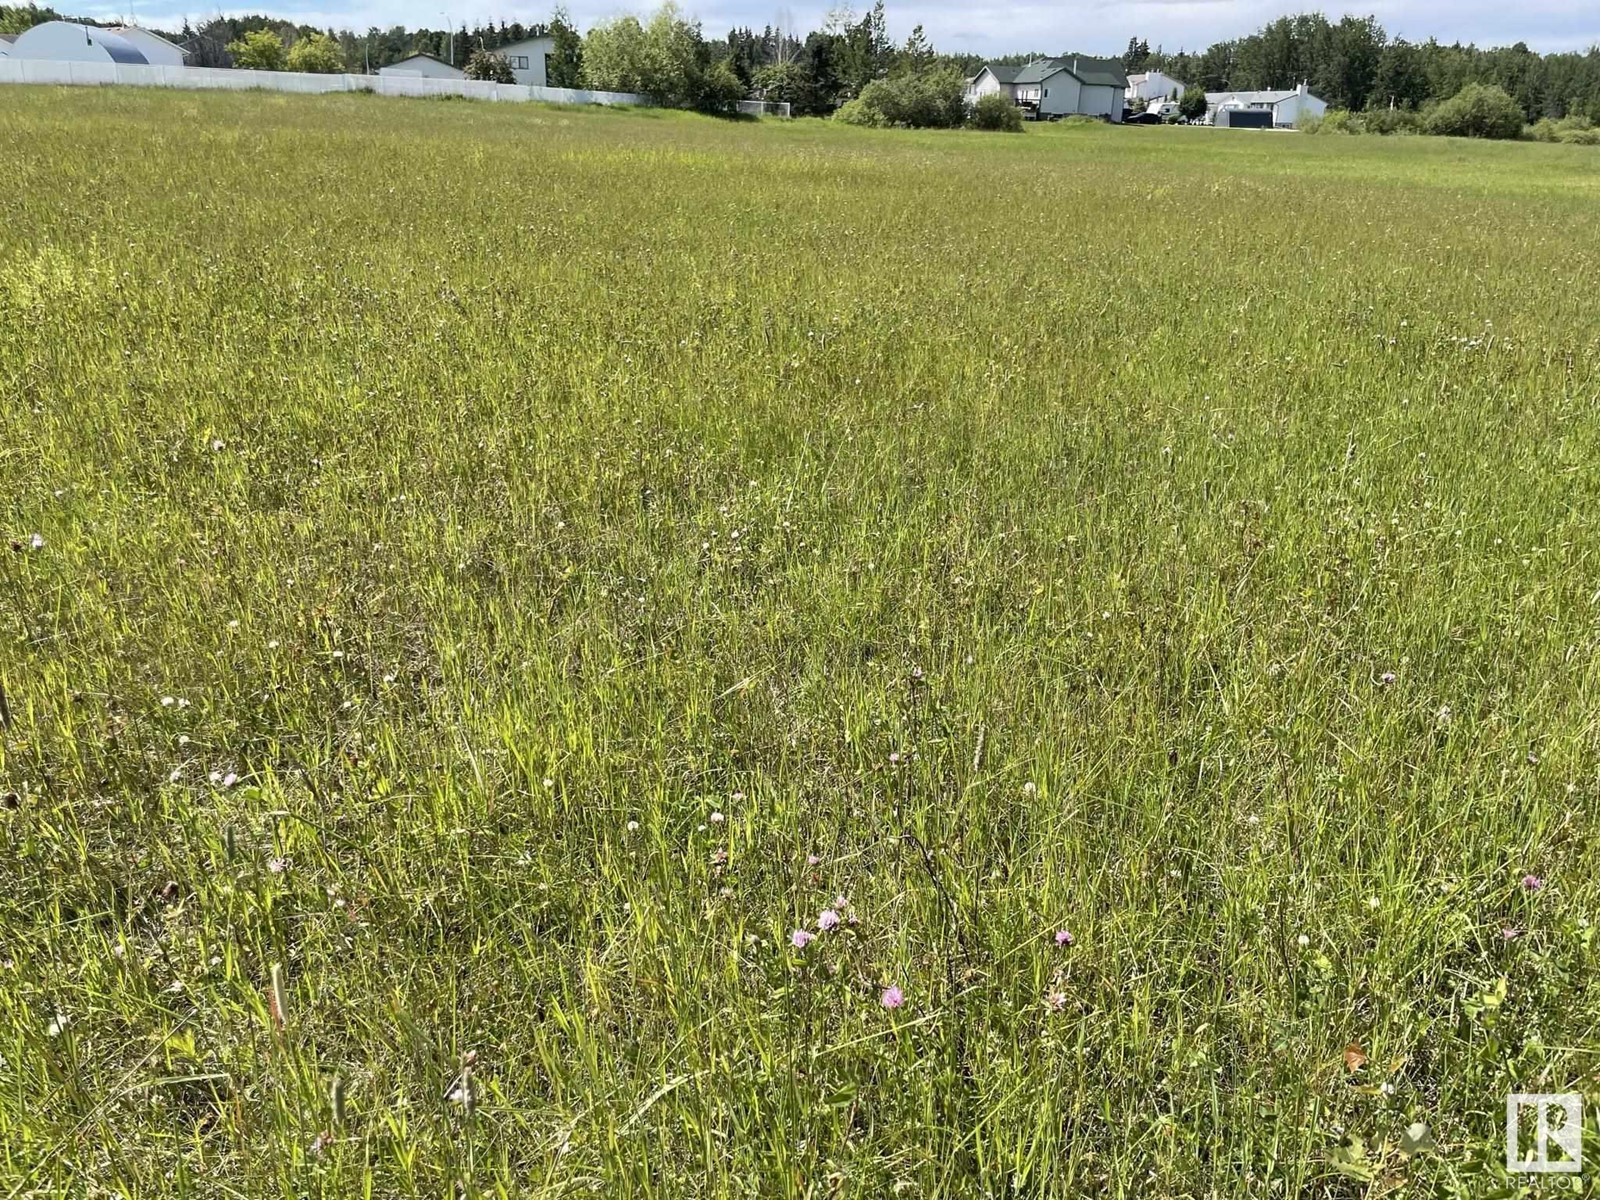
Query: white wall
1036,72,1080,116
966,69,1012,102
1274,91,1326,126
379,56,463,79
499,38,552,88
0,59,647,107
1079,82,1121,120
1039,74,1122,120
1128,70,1184,102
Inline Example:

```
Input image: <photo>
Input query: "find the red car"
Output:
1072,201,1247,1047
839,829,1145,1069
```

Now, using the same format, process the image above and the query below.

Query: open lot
2,88,1599,1196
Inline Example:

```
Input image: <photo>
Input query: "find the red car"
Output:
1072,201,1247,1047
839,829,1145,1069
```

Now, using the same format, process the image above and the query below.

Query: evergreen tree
548,7,583,87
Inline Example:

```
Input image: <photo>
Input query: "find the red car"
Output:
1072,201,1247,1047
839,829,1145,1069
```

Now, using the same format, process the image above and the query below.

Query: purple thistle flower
880,985,904,1009
1055,929,1075,947
1522,874,1544,892
791,929,814,949
817,909,841,932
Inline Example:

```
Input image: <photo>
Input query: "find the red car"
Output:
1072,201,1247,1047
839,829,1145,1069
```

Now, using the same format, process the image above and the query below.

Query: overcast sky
95,0,1600,56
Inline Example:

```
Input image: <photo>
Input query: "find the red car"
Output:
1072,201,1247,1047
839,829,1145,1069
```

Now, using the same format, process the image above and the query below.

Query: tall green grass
2,88,1599,1197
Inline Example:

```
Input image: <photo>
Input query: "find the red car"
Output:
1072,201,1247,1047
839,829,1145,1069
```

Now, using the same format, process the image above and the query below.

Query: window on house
1043,88,1049,97
510,55,528,69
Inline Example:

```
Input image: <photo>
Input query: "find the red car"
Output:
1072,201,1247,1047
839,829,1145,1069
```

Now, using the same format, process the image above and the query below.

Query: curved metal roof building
7,21,152,65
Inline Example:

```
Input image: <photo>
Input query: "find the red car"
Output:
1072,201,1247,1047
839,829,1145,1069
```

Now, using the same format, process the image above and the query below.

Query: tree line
1123,16,1600,122
3,1,1598,123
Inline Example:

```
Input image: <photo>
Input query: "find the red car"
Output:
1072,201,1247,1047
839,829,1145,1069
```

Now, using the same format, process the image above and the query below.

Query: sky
89,0,1600,57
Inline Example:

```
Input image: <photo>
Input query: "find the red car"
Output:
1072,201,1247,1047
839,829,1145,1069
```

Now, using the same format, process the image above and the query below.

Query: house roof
1060,56,1128,88
977,62,1023,84
0,33,17,44
107,26,172,42
1206,89,1299,106
391,52,453,66
1013,55,1128,89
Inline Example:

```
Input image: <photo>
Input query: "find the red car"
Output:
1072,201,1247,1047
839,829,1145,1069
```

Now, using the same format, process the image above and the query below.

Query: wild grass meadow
2,88,1600,1197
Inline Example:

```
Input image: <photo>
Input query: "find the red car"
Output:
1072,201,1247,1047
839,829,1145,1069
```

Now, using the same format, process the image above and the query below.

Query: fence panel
0,60,654,109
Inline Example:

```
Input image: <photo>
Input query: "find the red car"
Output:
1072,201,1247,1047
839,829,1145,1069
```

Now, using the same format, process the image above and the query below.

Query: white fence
0,59,792,114
0,59,647,107
737,99,792,118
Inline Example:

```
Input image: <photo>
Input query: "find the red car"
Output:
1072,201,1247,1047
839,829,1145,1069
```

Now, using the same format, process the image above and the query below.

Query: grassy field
2,86,1600,1198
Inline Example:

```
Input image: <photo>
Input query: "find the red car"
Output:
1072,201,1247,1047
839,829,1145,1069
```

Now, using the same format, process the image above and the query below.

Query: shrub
1178,87,1208,121
464,49,514,83
285,32,343,73
583,4,701,107
969,92,1023,132
833,97,886,127
1361,106,1424,135
1529,115,1600,145
836,68,966,129
226,29,285,71
1303,109,1353,133
581,3,742,113
695,58,745,115
1425,83,1525,140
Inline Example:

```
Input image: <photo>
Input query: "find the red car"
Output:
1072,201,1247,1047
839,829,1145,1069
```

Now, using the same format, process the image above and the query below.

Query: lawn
2,87,1599,1197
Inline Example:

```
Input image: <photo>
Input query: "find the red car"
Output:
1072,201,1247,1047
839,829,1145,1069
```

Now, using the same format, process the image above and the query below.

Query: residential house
965,62,1023,103
1012,55,1127,121
379,52,465,79
1126,69,1185,105
1204,82,1326,127
496,35,554,87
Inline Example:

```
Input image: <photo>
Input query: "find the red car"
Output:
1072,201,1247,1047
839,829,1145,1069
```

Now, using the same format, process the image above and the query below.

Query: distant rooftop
1010,55,1128,89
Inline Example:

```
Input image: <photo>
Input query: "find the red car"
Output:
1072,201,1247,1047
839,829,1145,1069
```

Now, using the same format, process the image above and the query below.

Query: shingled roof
1007,55,1129,89
978,62,1024,84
